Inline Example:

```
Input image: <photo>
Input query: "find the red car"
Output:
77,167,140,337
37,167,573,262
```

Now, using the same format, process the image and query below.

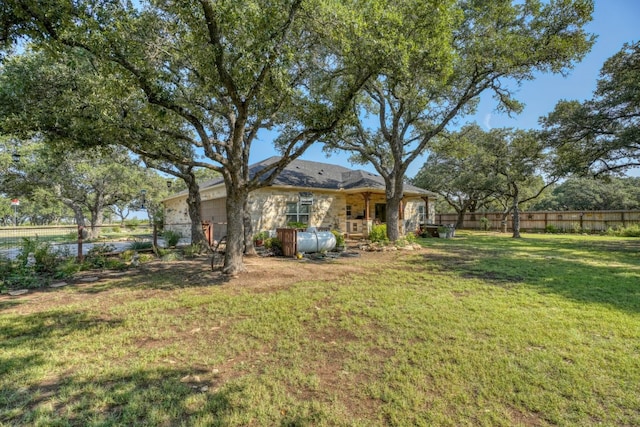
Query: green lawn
1,232,639,426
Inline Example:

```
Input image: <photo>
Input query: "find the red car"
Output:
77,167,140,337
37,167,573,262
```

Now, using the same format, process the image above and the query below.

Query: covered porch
343,191,432,239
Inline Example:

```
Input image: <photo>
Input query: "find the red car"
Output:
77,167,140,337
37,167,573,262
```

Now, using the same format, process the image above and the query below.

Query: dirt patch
0,247,420,313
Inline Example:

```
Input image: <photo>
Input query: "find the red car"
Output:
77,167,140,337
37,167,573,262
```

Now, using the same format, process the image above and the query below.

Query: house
163,157,437,242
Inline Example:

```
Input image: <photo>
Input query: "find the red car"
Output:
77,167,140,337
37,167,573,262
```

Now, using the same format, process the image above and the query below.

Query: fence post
77,225,84,263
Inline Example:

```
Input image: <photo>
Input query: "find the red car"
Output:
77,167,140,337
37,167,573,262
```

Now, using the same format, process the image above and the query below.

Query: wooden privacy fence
436,210,640,232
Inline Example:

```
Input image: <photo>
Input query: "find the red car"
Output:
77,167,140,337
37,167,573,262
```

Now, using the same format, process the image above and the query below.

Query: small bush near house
163,230,182,247
405,232,417,243
331,230,345,248
264,237,283,256
369,224,388,244
287,221,307,230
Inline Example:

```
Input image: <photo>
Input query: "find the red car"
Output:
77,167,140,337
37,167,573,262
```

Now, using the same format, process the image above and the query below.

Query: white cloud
483,113,493,130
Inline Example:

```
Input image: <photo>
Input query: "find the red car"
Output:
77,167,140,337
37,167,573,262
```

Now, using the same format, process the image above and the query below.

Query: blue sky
250,0,640,178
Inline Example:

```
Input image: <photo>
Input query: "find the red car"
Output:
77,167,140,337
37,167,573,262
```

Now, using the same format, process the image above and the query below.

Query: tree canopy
0,0,393,274
541,40,640,175
414,124,559,237
327,0,595,241
532,176,640,211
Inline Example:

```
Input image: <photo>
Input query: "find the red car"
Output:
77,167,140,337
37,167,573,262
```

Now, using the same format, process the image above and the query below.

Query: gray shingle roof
195,156,434,196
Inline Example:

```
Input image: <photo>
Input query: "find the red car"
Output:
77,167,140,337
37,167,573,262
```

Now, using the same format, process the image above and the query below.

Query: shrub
104,258,127,271
120,249,137,262
287,221,307,229
138,253,155,263
331,230,345,247
405,232,417,243
254,231,270,241
369,224,388,244
620,225,640,237
608,224,640,237
54,258,81,279
479,217,491,231
125,218,141,230
182,243,205,258
85,244,116,268
128,240,153,251
33,242,60,274
545,224,559,233
161,251,182,262
111,226,122,233
264,237,283,256
163,230,182,247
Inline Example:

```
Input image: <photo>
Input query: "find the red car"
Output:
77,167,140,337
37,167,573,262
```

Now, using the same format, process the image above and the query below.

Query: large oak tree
328,0,595,241
0,0,399,274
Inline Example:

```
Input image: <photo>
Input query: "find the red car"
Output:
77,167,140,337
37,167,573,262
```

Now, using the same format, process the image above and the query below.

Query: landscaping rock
50,282,68,288
79,276,99,282
8,289,28,296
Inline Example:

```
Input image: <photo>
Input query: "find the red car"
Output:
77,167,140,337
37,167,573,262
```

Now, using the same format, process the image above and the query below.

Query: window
286,202,310,225
417,205,426,224
346,205,352,219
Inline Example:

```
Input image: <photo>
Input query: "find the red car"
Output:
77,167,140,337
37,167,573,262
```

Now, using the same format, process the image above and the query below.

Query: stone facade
248,188,346,233
163,184,435,242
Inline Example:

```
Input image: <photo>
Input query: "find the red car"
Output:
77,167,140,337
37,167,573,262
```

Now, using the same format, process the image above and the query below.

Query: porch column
422,197,430,223
362,192,371,237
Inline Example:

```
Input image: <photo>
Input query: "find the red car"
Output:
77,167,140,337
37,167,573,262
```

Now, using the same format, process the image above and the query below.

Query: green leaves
542,41,640,175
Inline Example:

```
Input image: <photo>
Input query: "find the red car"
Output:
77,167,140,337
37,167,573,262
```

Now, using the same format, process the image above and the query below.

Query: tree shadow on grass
414,242,640,313
0,309,244,425
0,310,125,379
74,258,234,294
0,364,244,426
0,299,23,312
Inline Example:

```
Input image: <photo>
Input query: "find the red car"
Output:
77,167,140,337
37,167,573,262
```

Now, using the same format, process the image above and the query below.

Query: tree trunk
511,187,521,238
384,174,405,242
456,209,466,229
87,198,105,239
243,197,257,257
223,184,248,275
185,176,206,245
